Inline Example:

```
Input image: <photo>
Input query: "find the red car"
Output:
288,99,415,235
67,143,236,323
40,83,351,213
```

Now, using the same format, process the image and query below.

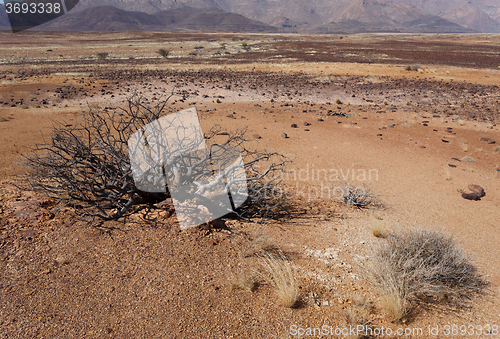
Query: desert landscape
1,31,500,338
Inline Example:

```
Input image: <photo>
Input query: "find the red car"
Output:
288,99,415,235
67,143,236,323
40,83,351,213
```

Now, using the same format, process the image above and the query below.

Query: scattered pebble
480,137,495,144
281,133,288,138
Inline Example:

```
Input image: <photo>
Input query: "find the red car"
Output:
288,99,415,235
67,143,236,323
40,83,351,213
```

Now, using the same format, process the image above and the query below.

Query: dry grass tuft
258,252,299,308
362,228,488,323
344,295,374,338
242,228,276,258
443,165,452,181
462,155,475,163
461,142,468,152
371,219,386,238
230,270,257,292
0,115,13,122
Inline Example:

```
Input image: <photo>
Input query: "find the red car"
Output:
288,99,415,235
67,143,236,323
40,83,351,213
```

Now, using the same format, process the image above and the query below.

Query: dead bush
23,94,290,223
335,181,378,208
157,48,170,58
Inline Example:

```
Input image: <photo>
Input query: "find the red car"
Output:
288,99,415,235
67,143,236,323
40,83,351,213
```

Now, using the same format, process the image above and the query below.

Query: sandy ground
0,32,500,338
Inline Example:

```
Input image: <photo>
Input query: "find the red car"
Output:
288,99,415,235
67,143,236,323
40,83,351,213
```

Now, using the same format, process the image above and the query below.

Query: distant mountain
0,5,10,30
37,5,278,32
3,0,496,33
393,0,500,32
66,0,482,33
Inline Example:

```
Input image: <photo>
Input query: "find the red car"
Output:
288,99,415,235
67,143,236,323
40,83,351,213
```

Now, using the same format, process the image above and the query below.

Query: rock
468,184,485,197
291,124,298,128
479,138,495,144
462,192,482,201
303,122,310,126
252,134,262,139
281,133,288,138
318,118,324,122
18,230,36,239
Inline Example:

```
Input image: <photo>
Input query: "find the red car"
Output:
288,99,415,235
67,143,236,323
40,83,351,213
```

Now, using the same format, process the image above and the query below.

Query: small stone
303,122,310,126
317,118,324,122
291,123,298,128
462,192,481,201
480,138,495,144
468,184,485,197
281,133,288,138
252,134,262,139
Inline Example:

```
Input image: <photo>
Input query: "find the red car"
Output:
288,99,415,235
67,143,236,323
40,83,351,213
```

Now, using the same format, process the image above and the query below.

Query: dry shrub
258,252,299,308
0,115,13,122
336,181,379,209
362,228,487,323
404,64,421,71
97,52,109,59
157,48,170,58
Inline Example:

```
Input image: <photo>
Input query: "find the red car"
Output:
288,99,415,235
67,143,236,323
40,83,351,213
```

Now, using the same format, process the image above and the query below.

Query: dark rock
291,124,298,128
462,192,482,201
479,137,495,144
468,184,485,197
